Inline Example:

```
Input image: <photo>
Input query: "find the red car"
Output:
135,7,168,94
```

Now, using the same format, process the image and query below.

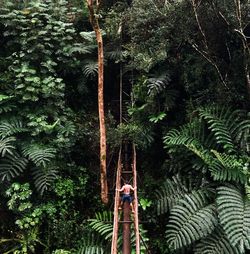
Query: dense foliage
0,0,250,253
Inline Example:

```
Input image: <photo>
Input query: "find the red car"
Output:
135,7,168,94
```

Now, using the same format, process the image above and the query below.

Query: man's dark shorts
122,194,133,203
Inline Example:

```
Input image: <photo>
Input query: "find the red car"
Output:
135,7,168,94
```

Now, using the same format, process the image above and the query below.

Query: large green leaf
217,185,250,252
166,190,217,250
194,227,241,254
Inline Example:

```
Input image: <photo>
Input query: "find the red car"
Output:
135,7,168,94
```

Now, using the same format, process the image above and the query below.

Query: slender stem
190,42,229,90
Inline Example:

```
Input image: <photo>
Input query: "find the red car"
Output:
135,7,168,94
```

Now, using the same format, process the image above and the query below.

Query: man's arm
116,186,124,192
130,185,136,191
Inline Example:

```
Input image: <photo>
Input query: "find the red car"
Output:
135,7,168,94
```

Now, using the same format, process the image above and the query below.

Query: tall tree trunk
86,0,108,204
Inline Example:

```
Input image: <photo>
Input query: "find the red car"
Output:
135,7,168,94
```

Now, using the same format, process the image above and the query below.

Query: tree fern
217,185,250,252
194,227,241,254
166,189,217,250
0,136,16,156
32,167,58,195
22,144,56,167
0,152,28,181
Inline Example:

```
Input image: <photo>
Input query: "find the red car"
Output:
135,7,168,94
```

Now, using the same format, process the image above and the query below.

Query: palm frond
82,60,98,79
32,167,58,195
166,189,217,250
22,144,56,167
156,175,191,215
217,185,250,252
164,88,179,109
232,114,250,152
0,94,16,114
163,120,205,149
0,103,16,113
0,152,28,181
69,43,96,55
0,119,27,138
0,136,16,157
77,234,106,254
198,107,250,153
58,121,76,137
87,211,149,253
209,151,247,184
147,72,171,97
105,48,124,61
88,211,114,241
194,227,241,254
79,31,96,42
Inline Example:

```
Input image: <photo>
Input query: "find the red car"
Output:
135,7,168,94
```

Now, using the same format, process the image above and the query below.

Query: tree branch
190,0,208,50
190,42,229,90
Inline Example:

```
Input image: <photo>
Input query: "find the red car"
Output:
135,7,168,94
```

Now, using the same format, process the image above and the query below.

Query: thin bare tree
86,0,108,204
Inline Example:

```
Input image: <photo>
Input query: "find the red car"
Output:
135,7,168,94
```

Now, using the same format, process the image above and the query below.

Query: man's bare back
120,184,134,194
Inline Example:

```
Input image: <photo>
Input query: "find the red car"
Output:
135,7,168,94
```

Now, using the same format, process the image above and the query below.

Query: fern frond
105,48,123,61
163,120,205,149
22,144,56,167
209,151,247,184
155,176,190,215
58,121,76,137
147,71,171,97
194,227,241,254
69,43,96,55
79,31,96,42
0,153,28,181
77,234,106,254
82,60,98,78
88,211,113,241
0,103,16,113
233,118,250,152
198,107,247,153
0,119,27,138
32,167,58,195
0,136,16,156
164,88,178,109
217,185,250,252
0,95,14,113
88,211,149,253
166,190,217,250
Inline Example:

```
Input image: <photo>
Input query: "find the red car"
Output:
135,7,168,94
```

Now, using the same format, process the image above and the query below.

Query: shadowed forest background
0,0,250,253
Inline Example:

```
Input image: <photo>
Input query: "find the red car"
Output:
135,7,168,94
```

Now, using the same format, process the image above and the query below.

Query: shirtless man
116,182,136,213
